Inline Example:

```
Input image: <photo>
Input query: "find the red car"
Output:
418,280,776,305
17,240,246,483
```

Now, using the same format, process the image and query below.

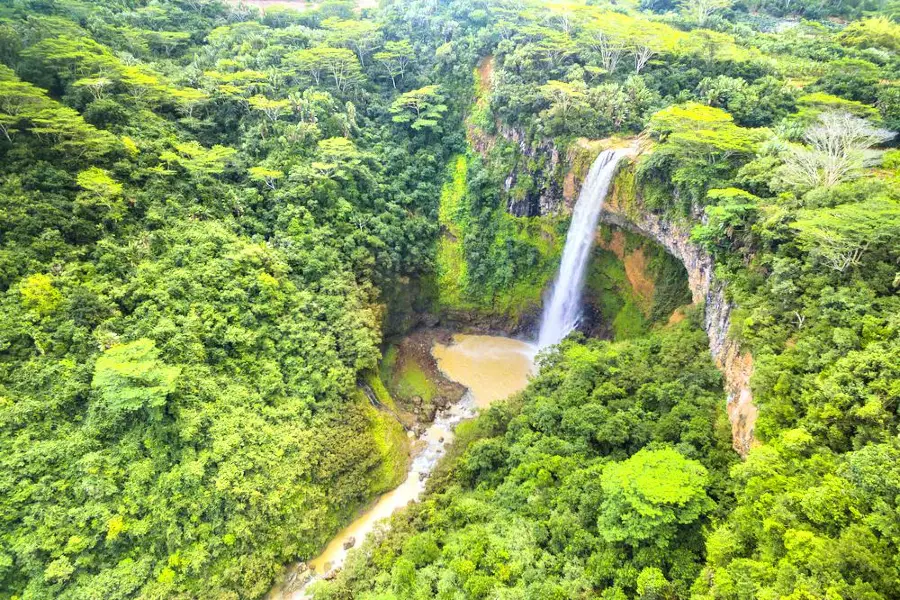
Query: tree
171,87,208,119
678,0,732,25
312,136,365,179
648,102,735,137
19,273,62,317
389,85,448,131
691,188,760,253
645,103,767,200
73,76,113,101
249,166,284,190
20,35,120,83
792,198,900,272
91,339,181,414
598,447,714,547
120,65,165,102
159,141,237,176
621,21,680,73
322,18,382,67
0,67,44,142
779,111,894,189
818,58,881,104
539,80,588,124
636,567,673,600
0,65,117,156
581,25,625,72
373,40,414,89
146,30,191,57
248,95,290,122
839,17,900,52
287,47,363,93
203,68,268,99
76,167,126,221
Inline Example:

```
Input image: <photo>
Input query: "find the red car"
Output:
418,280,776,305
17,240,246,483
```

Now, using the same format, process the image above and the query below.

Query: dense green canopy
0,0,898,599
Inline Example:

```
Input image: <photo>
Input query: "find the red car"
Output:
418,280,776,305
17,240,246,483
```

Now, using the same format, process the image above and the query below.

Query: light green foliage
636,567,672,600
19,273,62,317
249,166,284,189
311,136,365,179
641,103,768,205
435,155,471,310
0,65,117,155
159,141,237,176
72,76,113,100
359,377,409,494
389,85,448,131
373,40,414,88
839,17,900,51
539,79,589,125
796,92,880,121
792,198,900,272
286,46,363,93
76,167,122,196
249,94,291,121
599,447,713,546
76,167,126,221
91,339,181,414
321,18,381,66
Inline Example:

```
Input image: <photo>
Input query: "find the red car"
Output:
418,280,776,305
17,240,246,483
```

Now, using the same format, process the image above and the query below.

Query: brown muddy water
267,334,535,599
432,334,537,408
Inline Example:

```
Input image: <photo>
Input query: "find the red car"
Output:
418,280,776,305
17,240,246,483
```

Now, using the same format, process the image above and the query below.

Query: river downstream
268,333,536,599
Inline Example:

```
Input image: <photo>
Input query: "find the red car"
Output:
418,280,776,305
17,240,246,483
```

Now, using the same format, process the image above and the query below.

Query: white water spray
538,150,626,349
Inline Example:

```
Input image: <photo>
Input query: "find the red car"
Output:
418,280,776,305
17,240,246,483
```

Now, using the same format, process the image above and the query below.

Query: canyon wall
601,169,757,456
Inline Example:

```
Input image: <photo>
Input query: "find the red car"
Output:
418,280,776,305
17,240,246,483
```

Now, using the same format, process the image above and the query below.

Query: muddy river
268,334,536,599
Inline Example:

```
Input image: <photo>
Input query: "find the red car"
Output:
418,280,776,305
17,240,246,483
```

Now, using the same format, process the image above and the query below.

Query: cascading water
537,149,626,349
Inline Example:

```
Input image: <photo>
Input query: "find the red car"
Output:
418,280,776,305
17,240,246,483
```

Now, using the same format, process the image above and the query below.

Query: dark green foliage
0,0,465,597
1,0,898,599
313,322,737,599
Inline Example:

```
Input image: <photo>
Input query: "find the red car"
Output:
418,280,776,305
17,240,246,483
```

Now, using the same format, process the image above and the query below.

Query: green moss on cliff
359,373,409,494
435,155,471,310
380,344,437,405
585,226,692,340
433,152,563,324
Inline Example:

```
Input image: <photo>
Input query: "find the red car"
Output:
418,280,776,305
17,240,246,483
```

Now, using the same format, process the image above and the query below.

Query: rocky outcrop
599,173,757,456
499,126,566,217
467,56,568,217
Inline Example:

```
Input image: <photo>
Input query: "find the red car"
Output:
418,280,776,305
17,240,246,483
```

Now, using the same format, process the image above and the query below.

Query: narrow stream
268,334,535,599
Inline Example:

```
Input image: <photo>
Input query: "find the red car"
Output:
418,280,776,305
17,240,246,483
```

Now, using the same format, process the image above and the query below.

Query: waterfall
537,150,626,349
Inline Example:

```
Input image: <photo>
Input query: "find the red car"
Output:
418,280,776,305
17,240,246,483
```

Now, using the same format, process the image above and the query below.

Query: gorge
1,1,897,599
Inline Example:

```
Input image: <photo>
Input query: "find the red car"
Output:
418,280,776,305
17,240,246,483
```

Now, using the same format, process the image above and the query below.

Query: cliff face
497,125,566,217
601,171,757,456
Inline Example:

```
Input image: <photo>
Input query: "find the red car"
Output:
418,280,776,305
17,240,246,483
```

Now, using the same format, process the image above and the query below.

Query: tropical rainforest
0,0,897,598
